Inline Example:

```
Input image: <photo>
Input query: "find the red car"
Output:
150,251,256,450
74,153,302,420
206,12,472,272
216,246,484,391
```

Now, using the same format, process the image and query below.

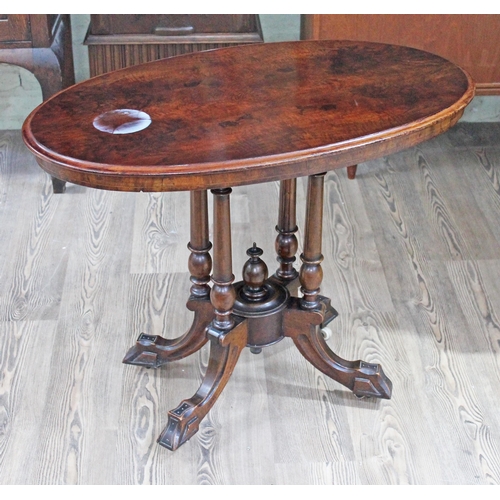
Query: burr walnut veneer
22,40,475,451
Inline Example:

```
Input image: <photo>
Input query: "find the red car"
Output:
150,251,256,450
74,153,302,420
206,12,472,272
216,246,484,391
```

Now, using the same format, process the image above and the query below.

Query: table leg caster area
123,176,393,451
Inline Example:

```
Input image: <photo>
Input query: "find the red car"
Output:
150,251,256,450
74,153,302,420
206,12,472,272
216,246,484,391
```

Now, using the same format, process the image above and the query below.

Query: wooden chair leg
347,165,357,179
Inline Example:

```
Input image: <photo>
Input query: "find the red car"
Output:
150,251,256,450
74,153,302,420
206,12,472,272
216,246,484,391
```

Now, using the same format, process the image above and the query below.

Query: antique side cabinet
0,14,74,100
84,14,264,76
0,14,74,193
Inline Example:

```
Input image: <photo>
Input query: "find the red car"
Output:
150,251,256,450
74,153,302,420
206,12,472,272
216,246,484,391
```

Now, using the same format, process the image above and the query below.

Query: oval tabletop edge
22,40,475,191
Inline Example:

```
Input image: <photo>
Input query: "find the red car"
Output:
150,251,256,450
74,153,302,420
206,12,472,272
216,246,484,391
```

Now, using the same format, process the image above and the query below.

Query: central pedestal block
233,280,289,350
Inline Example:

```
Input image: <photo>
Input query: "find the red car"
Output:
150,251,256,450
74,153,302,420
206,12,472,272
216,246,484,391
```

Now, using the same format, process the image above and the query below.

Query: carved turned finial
242,243,268,301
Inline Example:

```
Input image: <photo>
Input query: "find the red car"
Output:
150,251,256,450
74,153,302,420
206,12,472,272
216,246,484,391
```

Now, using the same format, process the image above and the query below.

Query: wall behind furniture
0,14,498,130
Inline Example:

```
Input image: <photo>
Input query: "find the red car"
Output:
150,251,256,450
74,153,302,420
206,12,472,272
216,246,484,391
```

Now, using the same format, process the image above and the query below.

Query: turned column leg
158,187,248,450
122,190,213,367
210,188,237,331
300,173,326,309
297,172,337,324
274,178,299,284
188,190,213,299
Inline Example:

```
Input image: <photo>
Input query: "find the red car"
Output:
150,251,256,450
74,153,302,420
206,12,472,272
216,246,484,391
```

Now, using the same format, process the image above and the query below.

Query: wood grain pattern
2,122,500,483
300,14,500,95
88,43,247,78
0,133,67,321
22,40,474,191
130,191,190,274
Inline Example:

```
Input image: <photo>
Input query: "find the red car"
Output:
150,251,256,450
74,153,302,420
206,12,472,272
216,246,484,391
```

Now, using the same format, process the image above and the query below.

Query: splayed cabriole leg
158,187,246,450
157,319,248,450
284,298,392,398
285,173,392,399
122,298,213,367
122,190,212,368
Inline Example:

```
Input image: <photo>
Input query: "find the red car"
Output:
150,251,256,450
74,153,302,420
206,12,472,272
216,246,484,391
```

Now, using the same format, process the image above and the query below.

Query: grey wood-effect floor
1,123,500,485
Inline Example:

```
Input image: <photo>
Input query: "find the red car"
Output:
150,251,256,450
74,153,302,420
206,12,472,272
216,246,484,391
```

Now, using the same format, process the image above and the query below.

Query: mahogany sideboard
301,14,500,95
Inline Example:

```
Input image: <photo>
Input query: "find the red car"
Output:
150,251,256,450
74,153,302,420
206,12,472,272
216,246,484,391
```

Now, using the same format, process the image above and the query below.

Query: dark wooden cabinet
0,14,74,99
0,14,75,192
84,14,264,76
89,14,258,36
0,14,31,42
301,14,500,95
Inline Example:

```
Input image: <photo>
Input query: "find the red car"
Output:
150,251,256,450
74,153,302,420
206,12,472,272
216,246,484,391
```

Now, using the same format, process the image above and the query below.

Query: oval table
22,40,475,451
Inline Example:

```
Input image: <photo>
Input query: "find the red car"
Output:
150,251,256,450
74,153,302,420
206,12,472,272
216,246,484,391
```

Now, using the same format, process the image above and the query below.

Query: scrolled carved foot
352,360,392,399
157,401,200,451
122,297,213,368
122,333,173,368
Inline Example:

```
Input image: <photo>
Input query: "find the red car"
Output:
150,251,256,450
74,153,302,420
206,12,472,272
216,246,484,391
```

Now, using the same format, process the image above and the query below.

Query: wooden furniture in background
301,14,500,95
84,14,263,76
0,14,74,193
0,14,74,99
22,41,474,451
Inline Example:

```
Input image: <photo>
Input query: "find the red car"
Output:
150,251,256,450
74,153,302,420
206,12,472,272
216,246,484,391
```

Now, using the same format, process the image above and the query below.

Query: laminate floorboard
1,123,500,484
